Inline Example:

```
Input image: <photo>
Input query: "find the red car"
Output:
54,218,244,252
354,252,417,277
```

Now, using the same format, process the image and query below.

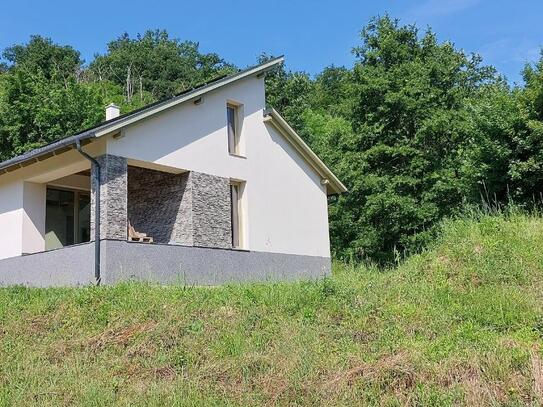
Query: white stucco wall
0,181,24,259
22,182,46,254
0,140,104,260
106,75,331,257
0,181,46,259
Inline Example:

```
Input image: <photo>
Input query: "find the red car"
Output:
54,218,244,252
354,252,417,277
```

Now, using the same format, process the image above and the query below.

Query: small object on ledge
128,221,153,243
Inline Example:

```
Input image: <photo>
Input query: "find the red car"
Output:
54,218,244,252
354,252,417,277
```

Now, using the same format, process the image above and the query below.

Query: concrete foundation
0,241,331,287
0,243,95,287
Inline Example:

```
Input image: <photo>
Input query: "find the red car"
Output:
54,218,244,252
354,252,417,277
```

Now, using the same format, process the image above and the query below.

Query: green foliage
90,30,236,102
260,53,314,131
509,57,543,200
3,35,83,80
1,213,543,405
312,16,508,261
0,37,104,161
266,16,543,262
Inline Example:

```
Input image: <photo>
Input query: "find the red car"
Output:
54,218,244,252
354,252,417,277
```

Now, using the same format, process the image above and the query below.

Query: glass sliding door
45,188,90,250
45,189,75,249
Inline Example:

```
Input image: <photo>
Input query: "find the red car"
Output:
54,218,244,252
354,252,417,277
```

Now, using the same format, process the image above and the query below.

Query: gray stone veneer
190,171,232,249
91,154,128,240
126,167,231,248
128,167,192,244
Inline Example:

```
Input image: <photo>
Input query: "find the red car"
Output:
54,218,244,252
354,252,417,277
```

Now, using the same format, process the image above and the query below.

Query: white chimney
105,103,120,121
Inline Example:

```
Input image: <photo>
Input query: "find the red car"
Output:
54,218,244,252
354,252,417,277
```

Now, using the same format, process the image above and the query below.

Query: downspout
75,139,101,286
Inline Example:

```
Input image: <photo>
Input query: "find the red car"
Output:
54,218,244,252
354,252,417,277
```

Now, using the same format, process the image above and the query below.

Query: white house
0,57,346,287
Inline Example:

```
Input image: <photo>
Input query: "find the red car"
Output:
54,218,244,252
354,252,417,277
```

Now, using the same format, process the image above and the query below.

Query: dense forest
1,16,543,263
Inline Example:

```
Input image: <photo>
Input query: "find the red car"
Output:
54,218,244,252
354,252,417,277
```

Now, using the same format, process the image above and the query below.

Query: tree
261,54,313,133
0,37,105,160
509,55,543,202
317,16,501,261
3,35,83,81
90,30,236,103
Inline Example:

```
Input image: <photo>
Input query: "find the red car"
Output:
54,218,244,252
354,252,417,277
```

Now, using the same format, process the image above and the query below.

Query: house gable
0,56,346,196
102,73,333,257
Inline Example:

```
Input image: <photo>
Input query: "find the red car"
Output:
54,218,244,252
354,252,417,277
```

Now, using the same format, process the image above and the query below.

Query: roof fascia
263,108,348,195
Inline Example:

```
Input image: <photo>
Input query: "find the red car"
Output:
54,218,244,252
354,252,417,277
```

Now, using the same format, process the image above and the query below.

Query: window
45,188,90,250
227,103,242,155
230,182,244,248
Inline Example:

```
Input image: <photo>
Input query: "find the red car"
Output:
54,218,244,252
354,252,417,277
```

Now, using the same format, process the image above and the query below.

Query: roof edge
263,108,348,195
0,132,96,173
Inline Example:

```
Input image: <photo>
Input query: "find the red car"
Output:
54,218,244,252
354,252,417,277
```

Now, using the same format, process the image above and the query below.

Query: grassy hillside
1,214,543,406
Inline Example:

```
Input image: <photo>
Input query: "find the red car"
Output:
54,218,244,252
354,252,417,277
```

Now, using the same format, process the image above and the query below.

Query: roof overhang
0,134,95,174
263,108,347,195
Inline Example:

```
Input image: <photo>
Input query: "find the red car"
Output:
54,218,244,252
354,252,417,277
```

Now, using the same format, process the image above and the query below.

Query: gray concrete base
0,240,331,287
101,240,330,285
0,243,95,287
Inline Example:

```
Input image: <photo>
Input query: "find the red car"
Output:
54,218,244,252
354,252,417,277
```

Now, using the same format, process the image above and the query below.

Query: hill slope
1,214,543,406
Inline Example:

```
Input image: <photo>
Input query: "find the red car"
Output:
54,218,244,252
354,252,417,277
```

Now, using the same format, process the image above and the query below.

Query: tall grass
1,213,543,406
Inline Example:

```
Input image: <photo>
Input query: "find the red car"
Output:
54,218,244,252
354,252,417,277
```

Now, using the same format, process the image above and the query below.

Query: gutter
0,132,95,174
75,139,101,286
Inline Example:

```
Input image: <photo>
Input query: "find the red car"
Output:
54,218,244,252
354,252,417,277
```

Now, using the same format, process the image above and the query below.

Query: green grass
2,213,543,406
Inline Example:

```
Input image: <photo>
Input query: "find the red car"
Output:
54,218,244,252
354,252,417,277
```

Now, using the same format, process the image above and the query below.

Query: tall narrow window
230,182,243,248
227,103,240,155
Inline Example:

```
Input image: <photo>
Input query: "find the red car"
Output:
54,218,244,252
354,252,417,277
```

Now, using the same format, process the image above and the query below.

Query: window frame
230,181,245,249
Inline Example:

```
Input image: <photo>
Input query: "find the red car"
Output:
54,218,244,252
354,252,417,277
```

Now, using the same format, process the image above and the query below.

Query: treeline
1,16,543,262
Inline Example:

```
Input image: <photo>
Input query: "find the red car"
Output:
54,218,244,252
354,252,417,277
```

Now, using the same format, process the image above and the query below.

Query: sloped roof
0,57,284,173
0,56,347,195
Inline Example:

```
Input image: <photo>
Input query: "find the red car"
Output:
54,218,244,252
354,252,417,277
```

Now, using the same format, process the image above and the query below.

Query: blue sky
1,0,541,84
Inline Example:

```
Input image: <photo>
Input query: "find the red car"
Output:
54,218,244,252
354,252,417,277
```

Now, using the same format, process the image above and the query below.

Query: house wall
0,181,46,259
0,239,330,287
0,139,105,260
22,182,46,254
105,75,331,258
0,181,24,259
0,242,95,287
101,240,330,286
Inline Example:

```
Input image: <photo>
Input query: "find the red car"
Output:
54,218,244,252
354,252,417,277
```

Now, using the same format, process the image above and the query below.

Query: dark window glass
78,193,91,243
227,105,237,153
45,189,75,249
